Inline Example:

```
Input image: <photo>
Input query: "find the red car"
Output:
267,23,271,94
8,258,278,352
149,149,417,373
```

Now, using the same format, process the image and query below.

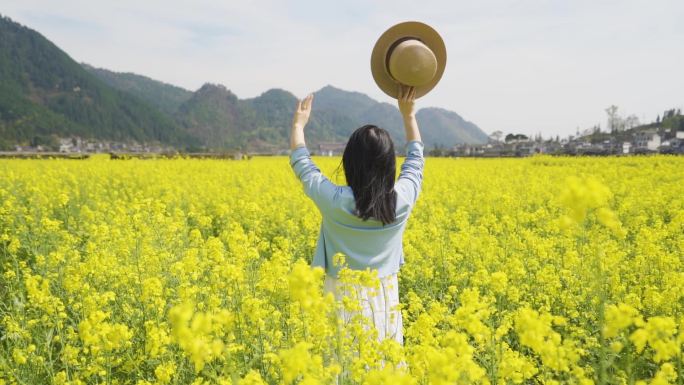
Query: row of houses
12,128,684,157
311,128,684,158
14,138,172,154
450,128,684,157
566,128,684,155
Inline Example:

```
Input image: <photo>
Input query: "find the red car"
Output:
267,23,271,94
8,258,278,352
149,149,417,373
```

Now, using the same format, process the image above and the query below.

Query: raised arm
290,94,313,150
395,85,424,205
398,85,421,143
289,93,339,209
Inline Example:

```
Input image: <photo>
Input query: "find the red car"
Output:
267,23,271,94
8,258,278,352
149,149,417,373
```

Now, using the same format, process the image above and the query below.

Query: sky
3,0,683,139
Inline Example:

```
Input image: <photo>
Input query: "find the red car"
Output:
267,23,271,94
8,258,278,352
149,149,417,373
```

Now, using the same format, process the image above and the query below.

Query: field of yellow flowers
1,154,683,385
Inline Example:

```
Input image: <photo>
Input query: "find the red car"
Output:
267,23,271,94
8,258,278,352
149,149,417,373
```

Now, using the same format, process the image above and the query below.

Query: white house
317,142,346,156
622,142,631,154
633,130,661,151
59,138,74,153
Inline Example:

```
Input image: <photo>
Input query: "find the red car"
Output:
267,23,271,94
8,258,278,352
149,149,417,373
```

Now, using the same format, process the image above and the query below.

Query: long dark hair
342,125,397,225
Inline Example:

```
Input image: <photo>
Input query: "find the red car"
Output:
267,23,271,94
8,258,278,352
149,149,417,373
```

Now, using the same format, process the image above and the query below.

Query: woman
289,85,424,345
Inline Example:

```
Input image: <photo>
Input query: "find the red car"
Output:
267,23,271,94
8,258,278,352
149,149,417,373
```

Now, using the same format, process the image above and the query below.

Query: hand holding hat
397,84,416,118
371,21,446,99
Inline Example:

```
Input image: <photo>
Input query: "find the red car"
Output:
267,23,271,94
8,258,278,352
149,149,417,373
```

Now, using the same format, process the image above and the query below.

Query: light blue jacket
289,140,425,278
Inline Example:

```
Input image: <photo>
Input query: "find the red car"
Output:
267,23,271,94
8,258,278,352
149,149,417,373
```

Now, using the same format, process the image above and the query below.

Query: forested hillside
82,64,193,114
0,15,195,150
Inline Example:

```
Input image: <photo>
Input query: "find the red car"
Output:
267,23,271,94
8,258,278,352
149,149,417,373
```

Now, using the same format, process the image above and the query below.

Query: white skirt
323,272,403,345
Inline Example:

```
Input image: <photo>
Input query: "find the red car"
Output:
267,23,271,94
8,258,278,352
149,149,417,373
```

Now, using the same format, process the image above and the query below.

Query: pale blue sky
3,0,683,138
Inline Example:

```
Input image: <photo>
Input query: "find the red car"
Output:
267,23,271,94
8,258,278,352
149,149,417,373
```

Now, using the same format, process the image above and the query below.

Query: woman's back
289,140,424,278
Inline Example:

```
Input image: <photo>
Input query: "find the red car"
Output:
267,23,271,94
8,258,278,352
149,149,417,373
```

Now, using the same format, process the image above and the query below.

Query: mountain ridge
82,64,193,114
0,15,489,151
0,15,196,150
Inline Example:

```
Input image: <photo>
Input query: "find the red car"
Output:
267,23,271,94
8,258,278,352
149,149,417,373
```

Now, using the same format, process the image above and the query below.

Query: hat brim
371,21,446,99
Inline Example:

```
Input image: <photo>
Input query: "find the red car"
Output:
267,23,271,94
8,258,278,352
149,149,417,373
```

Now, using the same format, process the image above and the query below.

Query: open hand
397,85,416,118
293,93,314,129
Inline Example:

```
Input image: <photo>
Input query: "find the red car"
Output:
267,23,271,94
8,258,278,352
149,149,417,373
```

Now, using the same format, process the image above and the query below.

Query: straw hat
371,21,446,99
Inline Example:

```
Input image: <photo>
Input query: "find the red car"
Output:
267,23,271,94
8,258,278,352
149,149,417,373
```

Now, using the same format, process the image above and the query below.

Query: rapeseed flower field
1,154,683,384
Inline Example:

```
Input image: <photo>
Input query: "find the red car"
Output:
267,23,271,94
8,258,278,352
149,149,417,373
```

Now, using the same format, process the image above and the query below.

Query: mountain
84,61,489,151
312,85,400,141
1,15,488,151
0,15,195,150
313,85,378,118
242,88,302,147
308,85,487,147
417,108,490,147
175,83,250,148
82,64,193,114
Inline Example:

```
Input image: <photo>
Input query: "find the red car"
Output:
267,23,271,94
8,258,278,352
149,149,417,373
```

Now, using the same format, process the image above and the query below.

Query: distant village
316,108,684,157
442,125,684,157
313,124,684,157
11,138,173,155
5,108,683,158
447,108,684,157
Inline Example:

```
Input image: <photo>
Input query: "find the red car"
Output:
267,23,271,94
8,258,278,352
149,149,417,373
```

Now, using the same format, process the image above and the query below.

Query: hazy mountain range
0,15,489,152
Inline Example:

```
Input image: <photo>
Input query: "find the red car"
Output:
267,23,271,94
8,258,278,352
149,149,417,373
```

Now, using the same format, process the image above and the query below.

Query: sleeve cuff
406,140,424,154
290,145,310,165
